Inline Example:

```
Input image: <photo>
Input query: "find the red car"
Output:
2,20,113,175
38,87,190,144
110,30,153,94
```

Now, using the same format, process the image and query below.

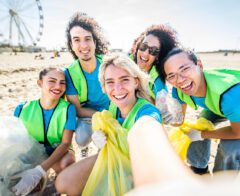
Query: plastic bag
155,89,184,125
0,116,46,195
82,110,133,196
179,117,215,133
168,117,215,160
167,128,191,160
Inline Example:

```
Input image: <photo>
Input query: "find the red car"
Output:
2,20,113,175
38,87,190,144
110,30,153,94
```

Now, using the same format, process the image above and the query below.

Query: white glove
186,129,204,142
91,130,106,149
156,89,184,125
11,165,46,196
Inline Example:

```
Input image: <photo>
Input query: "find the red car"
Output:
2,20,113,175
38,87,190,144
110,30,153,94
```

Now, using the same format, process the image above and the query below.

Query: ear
134,77,140,89
37,79,42,88
197,59,203,70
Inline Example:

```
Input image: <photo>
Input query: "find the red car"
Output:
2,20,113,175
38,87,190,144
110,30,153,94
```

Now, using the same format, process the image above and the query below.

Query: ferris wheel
0,0,44,46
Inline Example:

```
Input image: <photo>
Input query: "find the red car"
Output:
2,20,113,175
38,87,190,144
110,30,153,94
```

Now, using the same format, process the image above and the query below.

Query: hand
156,89,183,125
91,130,106,149
186,129,204,142
11,165,46,196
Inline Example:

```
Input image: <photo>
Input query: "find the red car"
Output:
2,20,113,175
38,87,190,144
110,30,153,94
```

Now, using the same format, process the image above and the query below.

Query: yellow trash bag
167,128,191,160
179,117,215,133
168,117,215,160
82,110,133,196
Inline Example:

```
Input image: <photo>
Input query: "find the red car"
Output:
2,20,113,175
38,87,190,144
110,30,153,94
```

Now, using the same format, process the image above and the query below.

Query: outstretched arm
127,116,193,187
202,122,240,139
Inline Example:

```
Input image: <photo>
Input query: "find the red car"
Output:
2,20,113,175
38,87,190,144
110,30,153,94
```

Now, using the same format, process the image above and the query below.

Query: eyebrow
72,35,93,39
105,75,131,81
48,77,66,82
142,42,159,48
166,64,190,75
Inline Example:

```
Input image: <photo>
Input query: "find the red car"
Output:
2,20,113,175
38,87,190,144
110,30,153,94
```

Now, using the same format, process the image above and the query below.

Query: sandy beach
1,51,239,116
1,51,238,157
0,51,239,194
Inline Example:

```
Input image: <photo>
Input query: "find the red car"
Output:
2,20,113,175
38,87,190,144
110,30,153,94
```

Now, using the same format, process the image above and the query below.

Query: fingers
12,179,38,196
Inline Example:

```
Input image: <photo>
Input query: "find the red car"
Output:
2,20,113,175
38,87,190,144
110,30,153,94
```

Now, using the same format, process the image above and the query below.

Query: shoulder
67,103,76,113
219,84,240,121
137,103,162,123
14,101,27,117
221,84,240,114
221,84,240,104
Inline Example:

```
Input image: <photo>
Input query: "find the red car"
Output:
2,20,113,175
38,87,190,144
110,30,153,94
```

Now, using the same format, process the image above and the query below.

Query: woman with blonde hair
55,53,163,195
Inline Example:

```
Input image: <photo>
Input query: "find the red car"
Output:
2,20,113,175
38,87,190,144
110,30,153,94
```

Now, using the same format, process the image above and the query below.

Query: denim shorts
75,117,92,147
187,109,240,171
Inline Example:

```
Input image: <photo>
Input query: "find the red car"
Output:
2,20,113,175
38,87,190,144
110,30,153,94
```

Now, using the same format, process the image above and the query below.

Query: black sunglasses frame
138,43,160,56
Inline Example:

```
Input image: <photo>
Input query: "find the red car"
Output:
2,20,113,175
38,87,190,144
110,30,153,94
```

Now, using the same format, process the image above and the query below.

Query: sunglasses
138,43,160,56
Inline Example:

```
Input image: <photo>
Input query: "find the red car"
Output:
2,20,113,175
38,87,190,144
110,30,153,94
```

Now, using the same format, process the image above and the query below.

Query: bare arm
41,129,73,171
202,122,240,139
128,116,193,187
67,95,96,118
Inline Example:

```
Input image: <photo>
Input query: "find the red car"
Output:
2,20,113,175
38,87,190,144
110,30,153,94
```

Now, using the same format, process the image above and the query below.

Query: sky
1,0,240,52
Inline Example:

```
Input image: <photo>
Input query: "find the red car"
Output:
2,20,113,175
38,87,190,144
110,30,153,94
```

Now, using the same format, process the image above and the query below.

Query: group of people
10,12,240,195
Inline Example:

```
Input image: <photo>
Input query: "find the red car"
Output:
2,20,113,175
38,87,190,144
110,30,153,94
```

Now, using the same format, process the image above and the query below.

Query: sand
0,51,239,194
1,51,239,116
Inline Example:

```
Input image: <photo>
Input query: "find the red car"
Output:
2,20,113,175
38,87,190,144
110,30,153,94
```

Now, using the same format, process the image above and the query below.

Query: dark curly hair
131,24,179,81
66,12,109,59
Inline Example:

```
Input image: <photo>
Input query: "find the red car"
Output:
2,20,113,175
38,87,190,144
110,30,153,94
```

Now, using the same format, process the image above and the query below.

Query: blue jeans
187,109,240,171
75,118,92,147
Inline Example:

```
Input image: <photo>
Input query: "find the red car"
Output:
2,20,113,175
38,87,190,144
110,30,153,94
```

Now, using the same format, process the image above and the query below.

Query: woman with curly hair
64,12,110,152
131,24,179,100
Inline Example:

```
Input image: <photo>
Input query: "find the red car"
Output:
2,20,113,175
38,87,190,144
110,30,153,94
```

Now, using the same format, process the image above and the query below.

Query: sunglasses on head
138,43,160,56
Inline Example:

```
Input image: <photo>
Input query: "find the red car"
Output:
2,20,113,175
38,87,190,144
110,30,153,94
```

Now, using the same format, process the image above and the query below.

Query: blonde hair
99,52,152,102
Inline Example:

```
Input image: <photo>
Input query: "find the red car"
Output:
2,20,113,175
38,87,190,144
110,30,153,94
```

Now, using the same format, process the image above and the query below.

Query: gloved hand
91,130,106,149
11,165,46,196
156,89,184,125
186,129,204,142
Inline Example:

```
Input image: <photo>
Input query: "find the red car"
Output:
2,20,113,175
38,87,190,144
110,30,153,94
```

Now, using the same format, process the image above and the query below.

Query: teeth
52,90,61,94
181,82,191,89
140,56,148,62
114,95,126,99
81,50,89,54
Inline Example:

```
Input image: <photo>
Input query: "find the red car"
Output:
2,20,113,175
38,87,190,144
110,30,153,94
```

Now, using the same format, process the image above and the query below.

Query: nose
115,82,122,91
176,73,185,84
55,82,64,89
80,41,88,48
142,48,150,56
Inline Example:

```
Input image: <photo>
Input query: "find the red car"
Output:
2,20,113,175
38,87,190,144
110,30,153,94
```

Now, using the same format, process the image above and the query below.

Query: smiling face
164,52,206,97
104,64,139,117
70,26,96,62
137,34,160,72
38,70,66,101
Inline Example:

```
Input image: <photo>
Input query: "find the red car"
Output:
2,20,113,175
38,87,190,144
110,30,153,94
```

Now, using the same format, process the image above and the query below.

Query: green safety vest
19,98,70,146
177,69,240,116
67,55,103,103
109,98,150,131
129,53,158,99
149,65,159,99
